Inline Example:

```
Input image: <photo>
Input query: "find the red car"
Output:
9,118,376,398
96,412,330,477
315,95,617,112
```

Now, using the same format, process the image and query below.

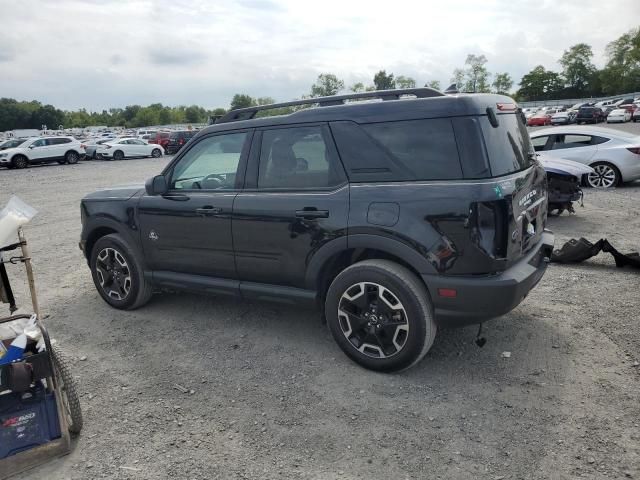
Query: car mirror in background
28,145,34,149
145,175,168,196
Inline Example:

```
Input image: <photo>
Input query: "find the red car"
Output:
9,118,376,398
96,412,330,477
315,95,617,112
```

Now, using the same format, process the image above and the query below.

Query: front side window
531,135,549,151
31,139,46,147
258,126,344,189
170,132,248,190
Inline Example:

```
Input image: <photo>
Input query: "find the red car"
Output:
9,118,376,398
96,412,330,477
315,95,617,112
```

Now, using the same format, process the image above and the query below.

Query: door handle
295,209,329,219
196,206,222,216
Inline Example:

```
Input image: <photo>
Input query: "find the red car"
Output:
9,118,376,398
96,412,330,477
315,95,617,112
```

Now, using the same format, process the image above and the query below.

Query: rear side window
330,119,463,182
480,114,533,177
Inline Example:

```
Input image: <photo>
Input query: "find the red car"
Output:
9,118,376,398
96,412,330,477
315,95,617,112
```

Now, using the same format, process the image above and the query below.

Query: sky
0,0,638,111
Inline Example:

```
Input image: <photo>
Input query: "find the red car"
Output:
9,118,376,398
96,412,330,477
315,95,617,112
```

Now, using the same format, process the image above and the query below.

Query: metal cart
0,228,82,479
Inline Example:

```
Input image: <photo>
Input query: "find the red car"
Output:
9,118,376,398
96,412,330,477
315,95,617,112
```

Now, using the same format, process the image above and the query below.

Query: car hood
0,147,23,156
83,184,144,201
539,155,594,176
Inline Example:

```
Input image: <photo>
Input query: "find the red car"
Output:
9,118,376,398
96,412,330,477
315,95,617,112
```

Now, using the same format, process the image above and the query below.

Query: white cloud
0,0,638,110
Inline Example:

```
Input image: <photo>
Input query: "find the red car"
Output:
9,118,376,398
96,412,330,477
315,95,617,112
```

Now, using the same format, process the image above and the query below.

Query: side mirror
145,175,168,196
28,145,35,149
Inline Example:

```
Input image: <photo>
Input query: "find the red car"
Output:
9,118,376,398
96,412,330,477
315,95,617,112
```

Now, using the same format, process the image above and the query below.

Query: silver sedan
530,127,640,188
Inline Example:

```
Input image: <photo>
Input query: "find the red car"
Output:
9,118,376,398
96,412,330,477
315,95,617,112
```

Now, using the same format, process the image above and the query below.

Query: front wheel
151,148,162,158
586,162,620,188
325,260,436,372
12,155,29,169
90,233,152,309
113,150,125,161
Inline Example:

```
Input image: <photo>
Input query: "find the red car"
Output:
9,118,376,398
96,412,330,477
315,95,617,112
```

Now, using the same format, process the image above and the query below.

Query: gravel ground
1,122,639,480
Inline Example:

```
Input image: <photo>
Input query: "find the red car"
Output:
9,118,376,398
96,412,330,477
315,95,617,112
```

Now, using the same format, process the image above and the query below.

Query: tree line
1,27,638,132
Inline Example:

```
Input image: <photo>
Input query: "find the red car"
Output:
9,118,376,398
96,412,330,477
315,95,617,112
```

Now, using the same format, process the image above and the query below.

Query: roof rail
216,87,445,124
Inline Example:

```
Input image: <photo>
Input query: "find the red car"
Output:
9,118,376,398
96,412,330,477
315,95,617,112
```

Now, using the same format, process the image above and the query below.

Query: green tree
395,75,416,89
350,82,365,93
516,65,564,101
373,70,395,90
256,97,275,106
463,54,491,93
310,73,344,97
559,43,596,95
450,68,465,89
492,72,513,94
424,80,441,90
230,94,256,110
600,27,640,95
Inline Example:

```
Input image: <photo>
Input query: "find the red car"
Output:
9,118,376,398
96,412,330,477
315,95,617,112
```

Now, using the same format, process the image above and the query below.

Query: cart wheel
51,346,83,434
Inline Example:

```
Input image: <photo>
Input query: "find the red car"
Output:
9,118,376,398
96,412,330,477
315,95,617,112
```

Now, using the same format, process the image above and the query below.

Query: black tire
89,233,152,310
12,155,29,169
113,150,124,161
57,159,67,165
151,148,162,158
51,346,83,434
325,260,436,372
65,151,79,164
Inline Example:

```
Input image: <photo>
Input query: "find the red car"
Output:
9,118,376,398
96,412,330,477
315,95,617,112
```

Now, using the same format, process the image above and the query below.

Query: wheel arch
306,235,437,305
588,159,623,183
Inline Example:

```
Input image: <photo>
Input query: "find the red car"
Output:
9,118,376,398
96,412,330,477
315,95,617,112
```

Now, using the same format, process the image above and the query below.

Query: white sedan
606,108,631,123
530,127,640,188
97,138,164,160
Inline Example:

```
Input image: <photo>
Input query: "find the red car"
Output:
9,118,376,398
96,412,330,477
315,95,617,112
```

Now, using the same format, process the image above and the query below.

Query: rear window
480,114,533,177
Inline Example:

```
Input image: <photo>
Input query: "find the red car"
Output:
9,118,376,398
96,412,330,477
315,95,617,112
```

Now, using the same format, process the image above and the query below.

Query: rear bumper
422,231,554,326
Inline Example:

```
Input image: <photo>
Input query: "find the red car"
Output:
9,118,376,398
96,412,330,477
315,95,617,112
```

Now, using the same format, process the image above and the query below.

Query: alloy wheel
337,282,409,359
587,164,617,188
95,247,132,300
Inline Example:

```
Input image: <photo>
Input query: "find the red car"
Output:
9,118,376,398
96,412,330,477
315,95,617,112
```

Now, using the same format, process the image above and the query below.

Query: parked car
602,106,617,118
0,138,29,151
149,131,171,151
136,129,157,137
633,109,640,123
530,127,640,188
96,138,164,160
550,111,576,125
0,136,84,169
540,156,594,215
82,138,116,159
165,130,197,154
606,108,632,123
527,112,552,126
80,89,554,372
575,107,604,124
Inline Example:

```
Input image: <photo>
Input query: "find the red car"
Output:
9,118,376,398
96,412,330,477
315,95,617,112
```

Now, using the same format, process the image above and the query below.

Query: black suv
80,89,554,372
165,130,197,155
575,106,604,124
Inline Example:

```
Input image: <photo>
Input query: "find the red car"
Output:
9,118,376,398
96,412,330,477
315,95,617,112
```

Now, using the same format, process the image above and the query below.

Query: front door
27,138,51,161
233,124,349,290
138,130,252,279
547,133,598,164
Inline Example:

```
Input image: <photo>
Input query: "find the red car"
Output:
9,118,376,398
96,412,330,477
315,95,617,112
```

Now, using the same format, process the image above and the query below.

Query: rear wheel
65,151,79,164
89,233,152,309
325,260,436,372
586,162,620,188
113,150,124,161
12,155,29,169
51,346,83,434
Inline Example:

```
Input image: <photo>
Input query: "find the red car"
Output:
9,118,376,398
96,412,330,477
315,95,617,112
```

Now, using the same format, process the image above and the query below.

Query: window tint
480,114,533,176
591,135,609,145
361,119,463,181
171,132,247,190
31,139,46,147
531,135,549,151
258,126,344,189
551,134,592,150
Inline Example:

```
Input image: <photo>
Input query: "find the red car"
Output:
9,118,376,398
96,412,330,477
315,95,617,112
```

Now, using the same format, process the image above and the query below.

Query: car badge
149,230,159,241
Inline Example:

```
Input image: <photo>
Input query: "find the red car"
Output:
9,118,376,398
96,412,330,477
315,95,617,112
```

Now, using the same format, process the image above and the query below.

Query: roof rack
216,87,445,124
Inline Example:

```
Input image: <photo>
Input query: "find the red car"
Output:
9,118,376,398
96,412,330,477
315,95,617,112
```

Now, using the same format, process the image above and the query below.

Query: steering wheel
192,174,225,189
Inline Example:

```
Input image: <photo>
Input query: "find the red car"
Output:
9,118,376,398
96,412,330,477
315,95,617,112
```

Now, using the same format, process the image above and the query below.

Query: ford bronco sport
80,88,554,372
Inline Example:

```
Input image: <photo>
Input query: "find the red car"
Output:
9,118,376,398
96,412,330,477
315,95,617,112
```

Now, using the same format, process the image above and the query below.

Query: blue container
0,386,61,459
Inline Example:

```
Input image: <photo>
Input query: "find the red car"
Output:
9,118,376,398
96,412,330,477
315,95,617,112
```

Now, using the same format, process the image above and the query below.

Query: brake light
496,103,517,111
627,147,640,155
80,144,86,149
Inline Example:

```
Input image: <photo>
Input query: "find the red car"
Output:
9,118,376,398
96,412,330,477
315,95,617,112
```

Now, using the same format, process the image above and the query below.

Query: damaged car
539,156,594,215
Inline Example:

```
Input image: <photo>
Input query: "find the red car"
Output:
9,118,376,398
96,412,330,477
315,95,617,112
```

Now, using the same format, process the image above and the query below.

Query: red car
148,131,171,150
527,113,552,127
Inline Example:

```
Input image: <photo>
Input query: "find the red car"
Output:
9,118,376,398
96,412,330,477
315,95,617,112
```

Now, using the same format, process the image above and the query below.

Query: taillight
627,147,640,155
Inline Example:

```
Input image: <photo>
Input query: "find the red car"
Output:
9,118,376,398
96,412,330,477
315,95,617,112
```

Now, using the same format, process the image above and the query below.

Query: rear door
232,124,349,290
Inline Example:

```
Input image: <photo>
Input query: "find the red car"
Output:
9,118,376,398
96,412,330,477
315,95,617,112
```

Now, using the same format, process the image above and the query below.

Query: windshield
0,139,27,149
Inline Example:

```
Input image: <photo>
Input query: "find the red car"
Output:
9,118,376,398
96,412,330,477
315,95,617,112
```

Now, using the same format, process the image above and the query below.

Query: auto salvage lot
1,124,639,479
